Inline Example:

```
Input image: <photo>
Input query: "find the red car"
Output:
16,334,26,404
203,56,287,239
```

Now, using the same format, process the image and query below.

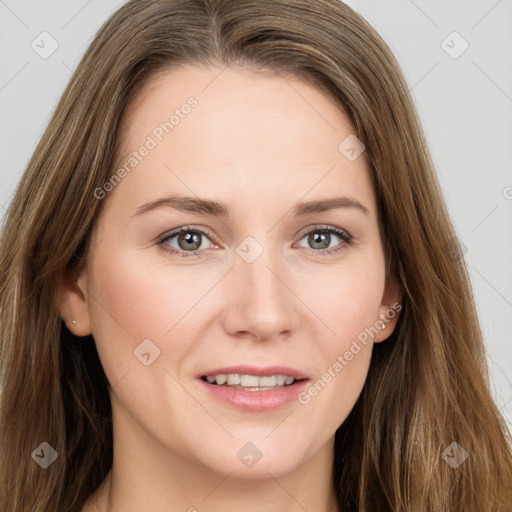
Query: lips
197,365,309,412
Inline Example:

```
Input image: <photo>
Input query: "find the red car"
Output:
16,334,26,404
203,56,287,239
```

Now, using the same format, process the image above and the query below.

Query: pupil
309,231,330,250
178,232,201,250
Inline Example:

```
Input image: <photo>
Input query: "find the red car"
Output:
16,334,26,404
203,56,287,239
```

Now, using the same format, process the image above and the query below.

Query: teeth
216,374,227,385
276,375,286,385
241,375,259,387
204,373,298,388
227,374,241,385
259,376,277,386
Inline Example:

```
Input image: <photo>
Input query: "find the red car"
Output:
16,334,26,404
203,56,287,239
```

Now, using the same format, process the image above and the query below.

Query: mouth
200,373,304,391
197,366,309,411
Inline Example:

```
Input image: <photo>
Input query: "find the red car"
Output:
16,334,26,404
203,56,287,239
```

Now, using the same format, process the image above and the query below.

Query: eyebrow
132,195,369,218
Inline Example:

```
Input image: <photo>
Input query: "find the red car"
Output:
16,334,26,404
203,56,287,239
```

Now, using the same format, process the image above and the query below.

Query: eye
158,224,354,258
159,226,215,257
295,225,353,256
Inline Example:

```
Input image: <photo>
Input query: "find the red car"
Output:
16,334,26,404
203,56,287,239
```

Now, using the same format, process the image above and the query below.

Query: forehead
109,64,375,216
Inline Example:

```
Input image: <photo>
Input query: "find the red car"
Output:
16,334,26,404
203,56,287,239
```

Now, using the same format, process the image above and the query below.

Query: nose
221,242,300,341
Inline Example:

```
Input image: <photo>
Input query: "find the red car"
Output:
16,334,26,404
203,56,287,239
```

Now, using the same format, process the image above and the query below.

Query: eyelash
158,224,354,258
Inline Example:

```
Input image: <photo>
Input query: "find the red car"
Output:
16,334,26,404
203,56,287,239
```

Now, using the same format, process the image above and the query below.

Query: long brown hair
1,1,511,510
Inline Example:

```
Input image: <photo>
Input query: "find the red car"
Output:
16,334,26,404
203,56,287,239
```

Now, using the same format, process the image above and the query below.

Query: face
61,64,401,479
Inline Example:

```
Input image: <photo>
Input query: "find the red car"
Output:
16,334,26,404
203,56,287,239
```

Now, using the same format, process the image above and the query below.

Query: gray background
1,0,511,427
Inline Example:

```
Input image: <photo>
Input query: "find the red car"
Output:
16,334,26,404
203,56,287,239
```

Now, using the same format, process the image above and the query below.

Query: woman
1,1,511,511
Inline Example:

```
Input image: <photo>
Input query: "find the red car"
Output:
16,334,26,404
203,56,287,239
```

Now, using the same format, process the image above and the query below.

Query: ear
374,275,403,343
54,268,92,337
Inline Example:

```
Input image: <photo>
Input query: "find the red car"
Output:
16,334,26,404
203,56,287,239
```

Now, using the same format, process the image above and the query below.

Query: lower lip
198,378,308,412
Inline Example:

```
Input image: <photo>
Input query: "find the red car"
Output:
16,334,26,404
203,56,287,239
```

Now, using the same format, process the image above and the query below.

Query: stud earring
71,320,77,325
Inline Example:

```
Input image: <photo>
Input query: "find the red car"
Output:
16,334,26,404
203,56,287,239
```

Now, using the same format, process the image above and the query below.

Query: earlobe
55,269,92,337
374,276,403,343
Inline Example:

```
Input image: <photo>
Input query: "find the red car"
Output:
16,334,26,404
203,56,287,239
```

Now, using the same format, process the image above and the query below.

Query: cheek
85,243,229,379
296,259,384,424
307,258,385,348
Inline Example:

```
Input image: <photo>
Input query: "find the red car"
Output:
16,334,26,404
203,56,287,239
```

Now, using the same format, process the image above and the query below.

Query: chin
189,435,311,480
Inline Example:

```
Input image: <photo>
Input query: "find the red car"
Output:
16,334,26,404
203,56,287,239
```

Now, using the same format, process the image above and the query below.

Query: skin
57,64,401,512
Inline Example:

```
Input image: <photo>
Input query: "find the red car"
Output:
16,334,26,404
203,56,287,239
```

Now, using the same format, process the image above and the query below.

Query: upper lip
199,365,308,380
